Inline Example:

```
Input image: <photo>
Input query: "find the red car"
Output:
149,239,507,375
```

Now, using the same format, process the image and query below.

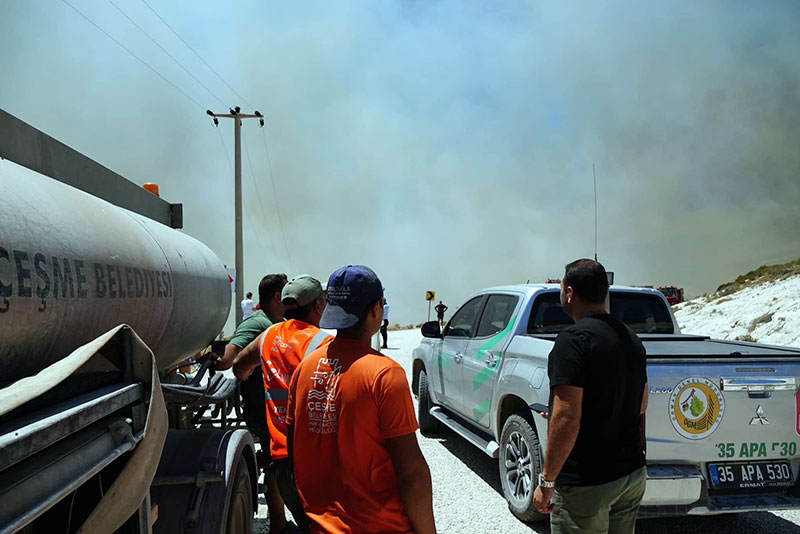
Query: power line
259,127,295,272
140,0,256,109
242,133,281,263
60,0,205,110
107,0,226,107
215,125,233,169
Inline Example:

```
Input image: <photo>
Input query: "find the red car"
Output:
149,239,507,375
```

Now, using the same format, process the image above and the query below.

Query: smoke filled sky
2,1,799,331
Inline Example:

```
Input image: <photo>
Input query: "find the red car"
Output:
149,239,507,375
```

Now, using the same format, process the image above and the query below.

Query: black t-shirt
547,313,647,486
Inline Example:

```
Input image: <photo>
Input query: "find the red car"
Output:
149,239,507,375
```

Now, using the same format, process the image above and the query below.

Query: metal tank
0,159,231,381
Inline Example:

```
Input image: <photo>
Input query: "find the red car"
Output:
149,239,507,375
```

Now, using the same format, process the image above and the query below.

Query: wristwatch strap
538,473,555,488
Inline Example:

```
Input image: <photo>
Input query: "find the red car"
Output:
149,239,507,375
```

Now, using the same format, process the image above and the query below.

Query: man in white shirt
241,291,255,319
380,298,389,348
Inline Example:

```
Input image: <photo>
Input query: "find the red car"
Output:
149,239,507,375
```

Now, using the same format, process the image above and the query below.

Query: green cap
281,275,324,309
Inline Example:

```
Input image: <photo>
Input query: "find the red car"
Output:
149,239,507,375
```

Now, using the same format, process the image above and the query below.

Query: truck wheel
417,370,440,435
225,457,253,534
498,414,546,522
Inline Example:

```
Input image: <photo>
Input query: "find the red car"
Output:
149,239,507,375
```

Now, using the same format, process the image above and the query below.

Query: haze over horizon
2,1,799,332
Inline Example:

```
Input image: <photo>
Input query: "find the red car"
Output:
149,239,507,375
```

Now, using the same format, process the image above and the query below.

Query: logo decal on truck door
669,377,725,440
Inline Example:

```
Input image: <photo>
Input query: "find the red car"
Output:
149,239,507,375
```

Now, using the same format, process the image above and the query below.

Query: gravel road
254,329,800,533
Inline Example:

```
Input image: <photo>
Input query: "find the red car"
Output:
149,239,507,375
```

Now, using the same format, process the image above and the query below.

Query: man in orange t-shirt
235,275,332,533
287,265,436,534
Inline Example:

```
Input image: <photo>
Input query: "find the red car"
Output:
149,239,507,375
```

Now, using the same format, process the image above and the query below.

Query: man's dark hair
283,298,315,322
564,259,608,303
258,274,287,306
339,298,383,332
246,291,253,299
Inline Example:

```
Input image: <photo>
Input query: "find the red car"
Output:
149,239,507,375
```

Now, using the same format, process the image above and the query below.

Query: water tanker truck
0,110,258,533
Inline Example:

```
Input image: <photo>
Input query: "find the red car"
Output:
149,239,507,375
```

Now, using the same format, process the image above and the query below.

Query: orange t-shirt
287,337,419,534
257,319,332,460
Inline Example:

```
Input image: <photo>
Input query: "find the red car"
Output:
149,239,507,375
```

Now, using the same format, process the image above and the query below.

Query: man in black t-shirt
434,301,448,326
533,259,648,534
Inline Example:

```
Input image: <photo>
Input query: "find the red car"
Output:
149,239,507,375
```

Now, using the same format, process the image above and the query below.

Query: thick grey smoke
1,1,799,330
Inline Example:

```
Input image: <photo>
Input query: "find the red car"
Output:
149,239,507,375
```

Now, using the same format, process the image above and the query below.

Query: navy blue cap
320,265,384,329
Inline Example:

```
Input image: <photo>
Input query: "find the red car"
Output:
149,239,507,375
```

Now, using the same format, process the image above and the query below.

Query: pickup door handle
454,352,464,364
720,377,797,394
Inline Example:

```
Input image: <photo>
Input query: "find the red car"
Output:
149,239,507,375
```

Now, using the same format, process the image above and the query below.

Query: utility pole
207,107,264,326
593,163,598,262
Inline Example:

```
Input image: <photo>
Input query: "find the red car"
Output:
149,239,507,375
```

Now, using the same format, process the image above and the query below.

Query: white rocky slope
673,274,800,349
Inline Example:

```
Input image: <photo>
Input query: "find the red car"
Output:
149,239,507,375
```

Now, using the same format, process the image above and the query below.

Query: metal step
430,406,499,458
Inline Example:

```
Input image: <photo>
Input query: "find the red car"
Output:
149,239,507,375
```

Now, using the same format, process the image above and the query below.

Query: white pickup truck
412,284,800,521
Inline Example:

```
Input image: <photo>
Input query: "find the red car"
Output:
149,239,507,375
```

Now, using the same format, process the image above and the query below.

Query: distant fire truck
658,285,685,305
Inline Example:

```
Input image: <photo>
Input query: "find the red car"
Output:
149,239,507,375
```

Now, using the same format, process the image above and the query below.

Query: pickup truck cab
412,284,800,521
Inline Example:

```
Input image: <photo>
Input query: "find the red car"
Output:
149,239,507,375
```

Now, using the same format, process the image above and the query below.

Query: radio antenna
593,163,598,262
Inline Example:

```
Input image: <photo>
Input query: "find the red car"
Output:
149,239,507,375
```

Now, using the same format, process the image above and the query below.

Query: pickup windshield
527,291,674,334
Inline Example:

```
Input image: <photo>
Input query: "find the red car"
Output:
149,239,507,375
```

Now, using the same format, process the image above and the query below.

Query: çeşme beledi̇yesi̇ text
0,246,173,312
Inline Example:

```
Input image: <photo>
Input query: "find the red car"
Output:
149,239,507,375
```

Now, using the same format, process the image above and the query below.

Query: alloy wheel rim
504,430,532,502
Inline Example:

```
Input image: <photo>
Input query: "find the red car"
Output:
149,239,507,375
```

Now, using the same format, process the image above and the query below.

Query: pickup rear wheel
499,414,546,522
417,370,440,435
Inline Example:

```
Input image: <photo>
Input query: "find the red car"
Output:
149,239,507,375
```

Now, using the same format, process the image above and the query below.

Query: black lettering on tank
74,260,88,298
52,257,75,298
162,271,170,298
156,272,163,297
133,268,144,298
13,250,32,298
94,263,106,297
146,270,155,298
34,253,50,311
0,246,11,312
116,266,126,298
125,267,134,299
107,264,117,298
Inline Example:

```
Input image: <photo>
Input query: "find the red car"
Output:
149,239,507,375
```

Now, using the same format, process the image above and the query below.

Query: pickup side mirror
421,321,442,338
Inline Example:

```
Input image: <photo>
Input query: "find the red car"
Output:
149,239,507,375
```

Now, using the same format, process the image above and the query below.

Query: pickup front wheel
417,370,440,435
499,414,546,522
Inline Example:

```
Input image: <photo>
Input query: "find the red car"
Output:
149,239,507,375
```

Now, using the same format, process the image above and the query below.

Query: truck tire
417,370,440,435
152,430,257,534
225,457,253,534
498,414,546,522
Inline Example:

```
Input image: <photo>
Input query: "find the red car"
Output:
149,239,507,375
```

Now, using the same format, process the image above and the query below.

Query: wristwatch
538,473,555,488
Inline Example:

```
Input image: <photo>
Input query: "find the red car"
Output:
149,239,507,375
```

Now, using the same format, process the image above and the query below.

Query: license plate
708,460,794,489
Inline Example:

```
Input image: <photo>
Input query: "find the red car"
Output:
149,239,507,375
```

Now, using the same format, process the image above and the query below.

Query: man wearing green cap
234,275,332,533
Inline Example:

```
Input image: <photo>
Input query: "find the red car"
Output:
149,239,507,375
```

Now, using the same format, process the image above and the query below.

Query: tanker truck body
0,159,230,380
0,110,258,534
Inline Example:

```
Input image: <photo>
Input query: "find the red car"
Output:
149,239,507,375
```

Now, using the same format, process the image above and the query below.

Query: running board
430,407,500,458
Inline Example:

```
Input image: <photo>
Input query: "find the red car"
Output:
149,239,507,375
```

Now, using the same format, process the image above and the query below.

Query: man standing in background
435,300,448,326
381,298,390,348
242,291,255,319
